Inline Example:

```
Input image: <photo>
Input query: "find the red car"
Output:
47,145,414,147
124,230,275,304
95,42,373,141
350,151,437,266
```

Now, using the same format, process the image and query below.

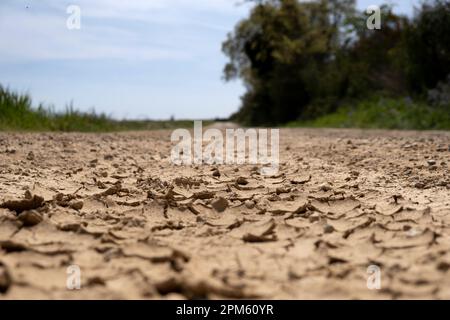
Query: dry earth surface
0,128,450,299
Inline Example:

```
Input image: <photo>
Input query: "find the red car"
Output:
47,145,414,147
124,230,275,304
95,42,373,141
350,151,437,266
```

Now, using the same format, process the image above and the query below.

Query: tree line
222,0,450,126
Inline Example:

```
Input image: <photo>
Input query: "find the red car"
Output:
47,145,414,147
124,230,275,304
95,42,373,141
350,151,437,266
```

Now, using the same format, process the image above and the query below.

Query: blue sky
0,0,419,119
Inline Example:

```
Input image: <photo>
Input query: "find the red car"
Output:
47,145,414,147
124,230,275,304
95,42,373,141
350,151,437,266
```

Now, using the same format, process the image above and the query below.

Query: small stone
17,210,43,226
211,197,228,213
236,177,248,185
276,187,290,194
415,182,425,189
24,190,33,199
104,154,114,160
245,200,255,209
319,183,332,191
26,151,35,161
427,159,436,166
324,224,335,234
70,200,84,211
89,159,98,167
0,264,12,294
212,169,221,177
437,262,450,272
309,212,321,223
193,190,215,200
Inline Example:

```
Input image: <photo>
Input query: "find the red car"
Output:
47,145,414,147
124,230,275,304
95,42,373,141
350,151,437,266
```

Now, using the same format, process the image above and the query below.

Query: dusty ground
0,128,449,299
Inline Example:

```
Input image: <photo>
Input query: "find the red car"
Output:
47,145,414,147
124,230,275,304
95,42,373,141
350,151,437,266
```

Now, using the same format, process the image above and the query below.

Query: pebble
18,210,43,226
211,197,228,213
0,265,11,294
324,224,335,234
415,182,425,189
236,177,249,185
70,200,84,211
26,151,35,161
244,200,255,209
319,183,332,191
212,169,221,177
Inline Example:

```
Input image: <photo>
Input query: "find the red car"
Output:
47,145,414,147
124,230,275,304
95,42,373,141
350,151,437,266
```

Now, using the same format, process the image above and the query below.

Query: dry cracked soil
0,128,450,299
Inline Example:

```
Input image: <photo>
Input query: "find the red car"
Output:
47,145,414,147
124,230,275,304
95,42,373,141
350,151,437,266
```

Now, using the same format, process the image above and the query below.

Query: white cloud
0,0,250,62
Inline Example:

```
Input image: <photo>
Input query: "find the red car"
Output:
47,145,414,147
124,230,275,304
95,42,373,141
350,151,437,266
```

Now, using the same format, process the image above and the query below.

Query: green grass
0,85,207,132
287,98,450,130
5,85,447,132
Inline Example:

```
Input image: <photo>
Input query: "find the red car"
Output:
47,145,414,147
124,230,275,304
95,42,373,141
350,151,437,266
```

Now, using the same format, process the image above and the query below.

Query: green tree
223,0,355,125
404,0,450,93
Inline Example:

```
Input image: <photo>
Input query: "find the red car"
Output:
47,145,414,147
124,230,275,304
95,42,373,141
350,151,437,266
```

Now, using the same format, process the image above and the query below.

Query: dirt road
1,128,450,299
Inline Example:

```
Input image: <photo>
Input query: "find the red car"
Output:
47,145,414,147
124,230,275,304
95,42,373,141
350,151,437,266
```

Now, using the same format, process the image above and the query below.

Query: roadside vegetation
224,0,450,129
0,85,202,132
287,97,450,130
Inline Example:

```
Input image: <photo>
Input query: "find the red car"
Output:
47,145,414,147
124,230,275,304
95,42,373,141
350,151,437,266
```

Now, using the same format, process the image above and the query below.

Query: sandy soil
0,128,449,299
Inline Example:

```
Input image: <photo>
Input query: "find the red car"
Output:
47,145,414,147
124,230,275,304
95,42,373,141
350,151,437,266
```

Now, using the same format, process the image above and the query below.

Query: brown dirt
0,128,449,299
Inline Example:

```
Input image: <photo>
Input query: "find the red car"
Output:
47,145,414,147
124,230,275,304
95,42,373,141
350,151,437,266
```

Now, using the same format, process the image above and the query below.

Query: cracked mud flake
285,217,315,230
268,197,308,214
104,271,155,299
202,214,244,229
171,185,195,198
236,218,278,242
121,242,189,264
327,216,374,235
1,251,69,269
394,207,431,222
9,221,96,254
376,229,437,249
327,242,383,264
375,202,403,216
155,274,258,299
310,198,361,216
13,266,69,291
290,175,311,185
0,192,44,214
